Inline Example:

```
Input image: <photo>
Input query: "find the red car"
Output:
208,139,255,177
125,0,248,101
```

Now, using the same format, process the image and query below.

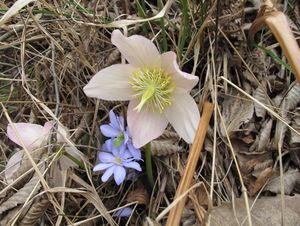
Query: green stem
145,142,154,188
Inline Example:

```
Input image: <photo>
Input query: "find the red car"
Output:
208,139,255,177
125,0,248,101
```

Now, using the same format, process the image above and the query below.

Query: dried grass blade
0,0,36,26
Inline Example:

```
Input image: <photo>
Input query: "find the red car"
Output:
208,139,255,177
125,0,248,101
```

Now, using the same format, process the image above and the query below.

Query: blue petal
120,150,133,159
127,143,142,159
100,125,119,137
101,166,114,182
116,143,126,156
123,161,142,171
98,152,115,163
118,116,125,130
109,110,120,129
113,165,126,185
93,163,114,171
113,207,132,217
102,139,114,152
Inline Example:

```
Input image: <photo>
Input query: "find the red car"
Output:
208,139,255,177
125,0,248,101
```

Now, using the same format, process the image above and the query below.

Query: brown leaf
0,171,42,214
264,169,300,195
253,83,272,119
19,197,50,226
151,140,183,156
210,195,300,226
221,94,254,137
127,188,149,205
250,167,274,196
257,119,273,152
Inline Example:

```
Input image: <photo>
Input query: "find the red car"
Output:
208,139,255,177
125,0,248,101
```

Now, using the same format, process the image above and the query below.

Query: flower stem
145,142,154,188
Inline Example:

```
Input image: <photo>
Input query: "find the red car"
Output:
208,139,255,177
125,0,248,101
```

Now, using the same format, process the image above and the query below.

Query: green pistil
113,132,125,147
115,157,123,164
129,68,176,113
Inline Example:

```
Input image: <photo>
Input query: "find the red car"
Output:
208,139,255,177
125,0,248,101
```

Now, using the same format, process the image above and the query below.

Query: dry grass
0,0,300,225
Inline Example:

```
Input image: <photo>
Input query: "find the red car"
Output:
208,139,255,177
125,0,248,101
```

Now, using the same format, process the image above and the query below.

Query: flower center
113,132,125,147
114,156,123,164
129,68,176,113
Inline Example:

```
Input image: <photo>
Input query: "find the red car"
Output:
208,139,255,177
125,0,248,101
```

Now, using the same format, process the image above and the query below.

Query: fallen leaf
264,169,300,195
210,195,300,226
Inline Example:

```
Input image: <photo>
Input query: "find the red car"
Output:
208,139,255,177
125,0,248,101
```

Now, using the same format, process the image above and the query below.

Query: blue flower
93,140,142,185
100,110,141,160
113,207,133,218
100,110,128,149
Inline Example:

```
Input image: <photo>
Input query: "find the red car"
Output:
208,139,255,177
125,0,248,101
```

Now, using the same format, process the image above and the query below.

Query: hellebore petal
100,125,119,137
113,165,126,185
101,166,114,182
111,30,161,68
161,51,199,91
83,64,135,101
7,123,48,150
164,89,200,143
93,163,114,171
98,152,115,163
127,100,168,148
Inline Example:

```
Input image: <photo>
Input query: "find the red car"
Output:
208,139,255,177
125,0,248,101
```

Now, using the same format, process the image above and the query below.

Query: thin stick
165,102,214,226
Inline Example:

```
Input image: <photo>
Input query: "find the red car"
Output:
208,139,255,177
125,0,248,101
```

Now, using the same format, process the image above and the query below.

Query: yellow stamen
129,68,176,113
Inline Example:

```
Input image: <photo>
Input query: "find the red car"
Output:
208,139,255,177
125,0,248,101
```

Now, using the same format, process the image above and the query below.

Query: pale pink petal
7,123,47,150
111,30,161,68
83,64,135,101
161,51,199,91
164,89,200,143
43,121,54,134
127,100,168,148
57,123,70,143
5,150,24,183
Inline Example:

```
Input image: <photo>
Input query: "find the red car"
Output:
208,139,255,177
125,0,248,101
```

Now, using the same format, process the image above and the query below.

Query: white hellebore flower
83,30,200,148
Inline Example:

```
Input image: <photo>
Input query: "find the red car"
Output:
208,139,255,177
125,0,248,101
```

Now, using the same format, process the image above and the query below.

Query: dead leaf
4,150,24,184
250,167,274,196
257,119,273,152
127,188,149,205
210,195,300,226
221,94,254,137
0,170,42,215
151,140,183,156
253,83,272,118
264,169,300,195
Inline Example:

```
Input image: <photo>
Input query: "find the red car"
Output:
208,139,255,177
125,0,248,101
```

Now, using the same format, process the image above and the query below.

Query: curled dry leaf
158,130,180,143
221,94,254,137
151,140,183,156
264,168,300,195
4,150,24,184
0,205,22,226
0,169,42,215
250,167,274,196
19,197,50,226
5,148,45,185
273,82,300,150
257,119,273,152
127,187,149,205
253,82,272,119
